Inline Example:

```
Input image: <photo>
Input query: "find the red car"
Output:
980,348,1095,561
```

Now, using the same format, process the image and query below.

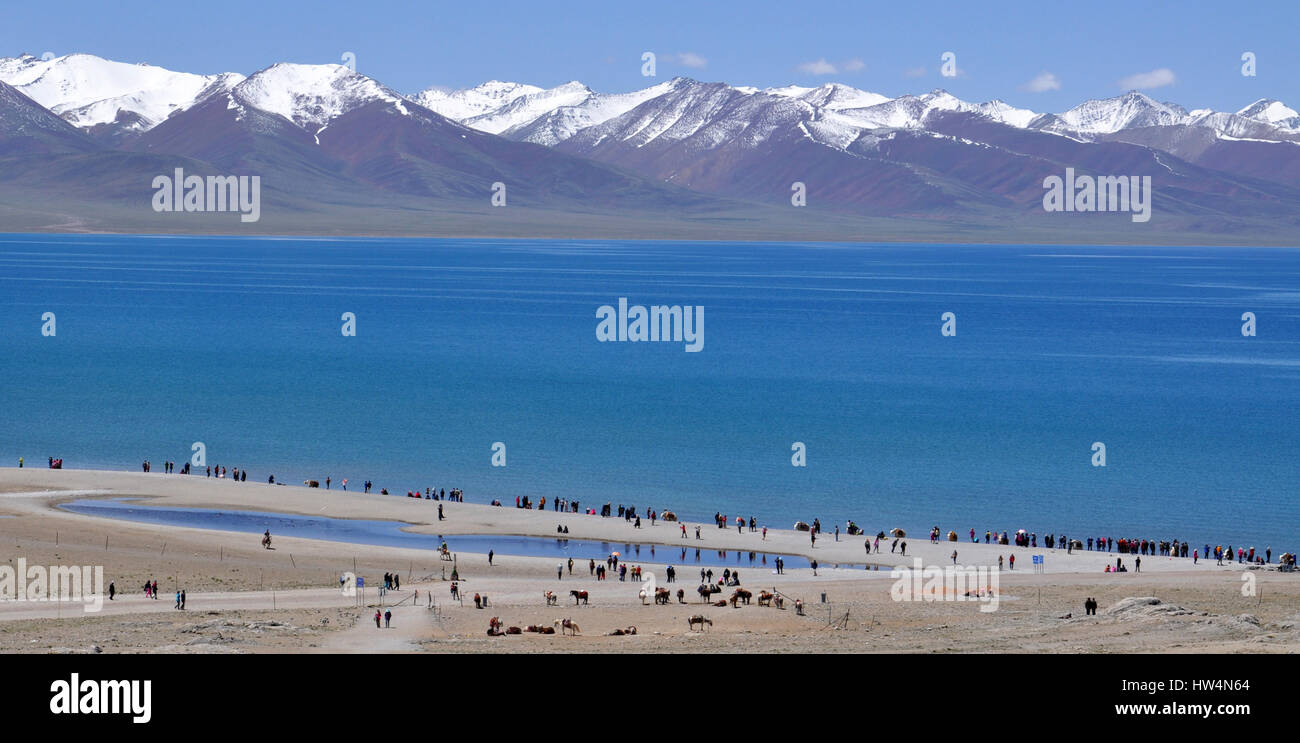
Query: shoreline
1,467,1297,654
0,467,1277,576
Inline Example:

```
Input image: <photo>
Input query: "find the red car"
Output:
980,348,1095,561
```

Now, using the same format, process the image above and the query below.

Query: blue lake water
58,499,827,569
1,235,1297,553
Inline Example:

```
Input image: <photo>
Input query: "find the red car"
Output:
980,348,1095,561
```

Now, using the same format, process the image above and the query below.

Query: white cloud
1118,68,1176,90
675,52,707,69
798,58,839,76
1021,71,1061,93
902,66,927,78
842,58,865,72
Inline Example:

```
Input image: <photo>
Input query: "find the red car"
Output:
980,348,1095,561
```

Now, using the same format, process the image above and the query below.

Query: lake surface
2,235,1297,552
58,498,826,569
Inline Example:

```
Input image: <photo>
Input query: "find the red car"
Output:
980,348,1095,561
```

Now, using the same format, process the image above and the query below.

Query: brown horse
655,587,671,605
676,588,687,604
731,588,752,605
688,615,713,631
570,590,589,605
758,590,774,607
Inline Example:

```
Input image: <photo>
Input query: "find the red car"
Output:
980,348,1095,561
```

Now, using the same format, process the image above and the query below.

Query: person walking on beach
1193,550,1198,565
375,610,382,628
810,530,816,547
589,559,595,576
1006,554,1012,569
1134,557,1140,573
384,610,391,628
951,550,958,565
557,563,564,580
891,538,899,553
488,549,494,566
175,591,181,610
567,557,574,575
152,580,158,599
108,582,115,601
180,590,186,610
438,504,444,521
900,541,906,555
835,525,839,542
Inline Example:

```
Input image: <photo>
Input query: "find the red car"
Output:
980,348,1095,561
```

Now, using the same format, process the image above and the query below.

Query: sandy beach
0,467,1296,654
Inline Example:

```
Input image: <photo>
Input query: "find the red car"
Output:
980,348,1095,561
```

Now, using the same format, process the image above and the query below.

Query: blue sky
2,0,1294,112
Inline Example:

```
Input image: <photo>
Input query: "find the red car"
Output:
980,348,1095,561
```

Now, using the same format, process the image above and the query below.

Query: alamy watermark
0,558,104,613
152,168,261,223
596,298,703,352
890,558,1000,612
1043,168,1151,223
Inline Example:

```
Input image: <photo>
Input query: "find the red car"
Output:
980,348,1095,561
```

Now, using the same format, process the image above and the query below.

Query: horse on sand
688,615,713,631
554,618,581,635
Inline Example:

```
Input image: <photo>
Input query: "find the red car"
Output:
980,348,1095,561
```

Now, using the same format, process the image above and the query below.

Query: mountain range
1,52,1299,243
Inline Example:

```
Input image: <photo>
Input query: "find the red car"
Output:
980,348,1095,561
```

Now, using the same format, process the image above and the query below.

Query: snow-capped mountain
5,51,1300,238
230,62,411,134
1036,91,1188,134
412,80,542,121
829,89,1037,130
764,82,892,110
1237,99,1300,131
0,79,99,155
505,79,683,146
0,53,243,134
459,81,592,134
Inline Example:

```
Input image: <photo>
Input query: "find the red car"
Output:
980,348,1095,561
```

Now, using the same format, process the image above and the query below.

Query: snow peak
49,673,151,723
151,167,261,223
1042,168,1152,223
596,298,704,352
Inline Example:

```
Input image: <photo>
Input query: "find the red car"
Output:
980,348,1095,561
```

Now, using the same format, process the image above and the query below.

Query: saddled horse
758,590,774,607
655,587,671,605
554,618,581,635
697,583,721,603
570,589,589,605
